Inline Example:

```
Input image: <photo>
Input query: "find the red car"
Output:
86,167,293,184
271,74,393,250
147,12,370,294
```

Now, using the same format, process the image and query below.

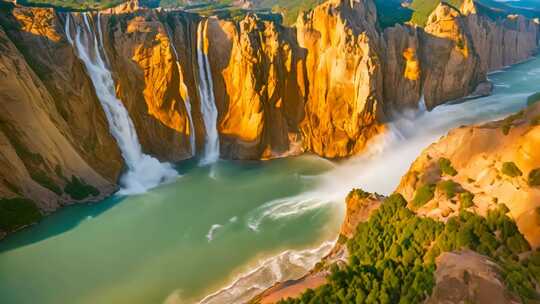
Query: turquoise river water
1,56,540,304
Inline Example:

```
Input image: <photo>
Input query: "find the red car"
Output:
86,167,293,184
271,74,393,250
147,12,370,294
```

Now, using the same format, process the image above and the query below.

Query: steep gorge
0,0,538,236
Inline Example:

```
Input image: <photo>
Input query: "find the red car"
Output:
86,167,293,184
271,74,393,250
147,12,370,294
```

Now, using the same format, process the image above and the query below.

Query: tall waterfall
65,13,177,194
196,20,220,165
165,26,196,157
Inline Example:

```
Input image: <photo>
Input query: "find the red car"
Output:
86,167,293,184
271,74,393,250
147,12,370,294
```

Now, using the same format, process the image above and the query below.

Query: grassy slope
409,0,464,26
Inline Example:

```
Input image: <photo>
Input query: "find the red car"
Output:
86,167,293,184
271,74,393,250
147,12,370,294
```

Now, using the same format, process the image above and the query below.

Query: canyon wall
0,0,538,234
0,7,121,238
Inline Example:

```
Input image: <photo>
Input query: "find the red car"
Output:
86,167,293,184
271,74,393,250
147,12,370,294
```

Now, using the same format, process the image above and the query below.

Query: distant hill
8,0,540,26
409,0,540,26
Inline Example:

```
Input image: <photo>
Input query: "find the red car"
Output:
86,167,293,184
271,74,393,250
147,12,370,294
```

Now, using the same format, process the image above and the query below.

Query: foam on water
206,224,223,242
65,13,178,194
197,241,335,304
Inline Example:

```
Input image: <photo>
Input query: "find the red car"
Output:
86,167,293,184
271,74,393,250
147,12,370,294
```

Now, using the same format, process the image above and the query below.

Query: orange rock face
98,10,195,161
0,12,120,216
297,0,385,158
206,15,305,159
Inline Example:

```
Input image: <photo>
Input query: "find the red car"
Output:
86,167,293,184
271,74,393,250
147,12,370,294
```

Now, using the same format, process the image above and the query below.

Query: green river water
1,56,540,304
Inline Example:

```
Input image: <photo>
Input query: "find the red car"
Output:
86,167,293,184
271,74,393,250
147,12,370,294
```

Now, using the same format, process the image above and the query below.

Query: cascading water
418,94,427,113
64,13,178,194
196,19,220,165
165,26,196,156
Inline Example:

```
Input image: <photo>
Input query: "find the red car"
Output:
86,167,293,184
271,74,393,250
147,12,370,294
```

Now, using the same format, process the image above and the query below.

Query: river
1,56,539,304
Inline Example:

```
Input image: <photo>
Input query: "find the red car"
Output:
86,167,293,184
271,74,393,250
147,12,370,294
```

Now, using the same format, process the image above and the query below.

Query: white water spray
65,13,178,194
248,58,537,227
196,19,220,165
198,241,334,304
165,25,196,156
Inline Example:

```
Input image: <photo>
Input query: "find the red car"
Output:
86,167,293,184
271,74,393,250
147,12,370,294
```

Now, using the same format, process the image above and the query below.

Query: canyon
253,85,540,304
0,0,538,237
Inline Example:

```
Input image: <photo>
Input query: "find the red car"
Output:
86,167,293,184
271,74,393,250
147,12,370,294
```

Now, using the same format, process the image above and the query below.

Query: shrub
501,162,523,177
502,124,512,135
528,169,540,187
437,180,461,199
459,191,475,209
64,176,100,200
501,111,524,136
439,158,457,176
527,92,540,106
0,197,41,231
346,188,370,200
412,184,435,208
30,170,62,195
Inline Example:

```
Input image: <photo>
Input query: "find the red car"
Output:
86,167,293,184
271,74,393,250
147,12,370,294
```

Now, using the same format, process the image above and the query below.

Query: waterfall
165,25,196,157
65,13,177,194
418,94,427,113
196,19,220,165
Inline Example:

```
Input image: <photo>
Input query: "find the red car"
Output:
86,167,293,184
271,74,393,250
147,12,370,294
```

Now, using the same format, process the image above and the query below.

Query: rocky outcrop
397,102,540,248
206,15,305,159
97,9,197,161
420,3,485,108
296,0,385,158
463,7,539,71
382,0,539,111
427,250,519,304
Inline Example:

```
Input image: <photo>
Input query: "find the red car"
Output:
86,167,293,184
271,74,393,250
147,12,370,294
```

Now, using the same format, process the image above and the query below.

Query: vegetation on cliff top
409,0,464,26
279,193,539,303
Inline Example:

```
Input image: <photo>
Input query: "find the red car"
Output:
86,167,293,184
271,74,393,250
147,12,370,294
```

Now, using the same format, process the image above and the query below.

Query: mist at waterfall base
0,41,539,304
65,13,178,194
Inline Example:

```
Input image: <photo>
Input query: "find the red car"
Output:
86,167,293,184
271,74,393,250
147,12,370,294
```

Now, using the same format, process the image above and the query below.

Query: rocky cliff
0,7,121,237
253,101,540,304
0,0,538,235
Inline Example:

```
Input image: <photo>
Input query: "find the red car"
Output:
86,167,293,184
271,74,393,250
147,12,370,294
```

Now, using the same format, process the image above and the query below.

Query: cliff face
0,0,538,234
98,9,198,161
296,0,385,158
206,16,306,159
0,8,120,236
1,7,123,182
